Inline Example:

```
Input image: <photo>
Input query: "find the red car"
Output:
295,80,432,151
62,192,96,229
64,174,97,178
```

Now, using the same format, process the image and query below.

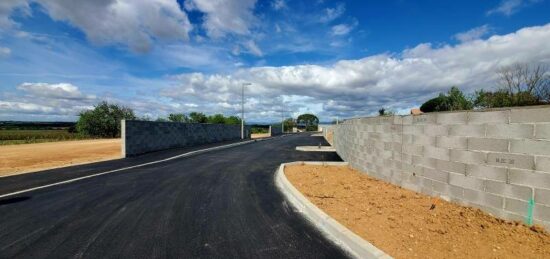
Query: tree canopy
76,101,136,138
207,114,226,124
168,113,188,122
420,86,473,113
297,113,319,131
188,112,208,123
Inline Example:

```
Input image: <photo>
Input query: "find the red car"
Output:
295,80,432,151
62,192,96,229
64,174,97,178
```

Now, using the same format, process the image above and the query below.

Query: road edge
275,161,393,259
0,138,267,199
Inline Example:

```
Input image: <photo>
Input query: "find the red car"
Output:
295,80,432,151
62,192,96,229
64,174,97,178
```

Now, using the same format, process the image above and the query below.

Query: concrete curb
0,139,261,199
275,161,393,259
295,146,336,152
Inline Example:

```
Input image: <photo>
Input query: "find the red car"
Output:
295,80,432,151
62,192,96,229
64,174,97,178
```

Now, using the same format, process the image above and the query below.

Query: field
0,139,121,177
0,130,89,145
0,121,90,145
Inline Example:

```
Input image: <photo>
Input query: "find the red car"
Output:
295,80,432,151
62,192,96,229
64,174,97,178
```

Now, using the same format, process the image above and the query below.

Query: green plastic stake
526,198,535,226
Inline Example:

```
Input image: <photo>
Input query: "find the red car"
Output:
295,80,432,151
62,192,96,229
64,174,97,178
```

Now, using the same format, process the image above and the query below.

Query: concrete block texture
467,137,509,152
436,136,467,149
486,152,534,170
510,107,550,123
485,180,533,201
534,204,550,221
535,156,550,172
466,164,507,181
330,106,550,230
468,110,510,124
510,139,550,156
535,124,550,139
448,173,485,191
123,120,251,157
509,169,550,189
486,124,534,139
450,149,487,164
505,198,530,217
535,188,550,206
448,125,486,137
463,189,504,209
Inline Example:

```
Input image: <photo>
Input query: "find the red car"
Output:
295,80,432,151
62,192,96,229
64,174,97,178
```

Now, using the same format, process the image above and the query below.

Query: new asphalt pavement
0,133,349,258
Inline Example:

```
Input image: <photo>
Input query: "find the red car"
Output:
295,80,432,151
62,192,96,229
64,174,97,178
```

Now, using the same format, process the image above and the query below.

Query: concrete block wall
270,125,283,136
122,120,251,157
328,106,550,229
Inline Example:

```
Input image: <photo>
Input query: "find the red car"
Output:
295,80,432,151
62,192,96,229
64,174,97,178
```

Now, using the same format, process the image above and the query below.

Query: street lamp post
241,83,251,139
281,100,284,134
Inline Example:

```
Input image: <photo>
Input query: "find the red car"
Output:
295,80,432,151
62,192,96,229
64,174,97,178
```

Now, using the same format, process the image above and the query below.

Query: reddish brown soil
0,139,121,177
325,131,333,145
285,164,550,259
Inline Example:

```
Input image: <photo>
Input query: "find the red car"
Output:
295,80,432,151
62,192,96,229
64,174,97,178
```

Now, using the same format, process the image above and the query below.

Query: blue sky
0,0,549,122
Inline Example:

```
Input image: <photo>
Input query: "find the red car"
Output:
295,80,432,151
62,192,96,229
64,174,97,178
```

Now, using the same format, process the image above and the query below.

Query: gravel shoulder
0,139,121,177
285,164,550,259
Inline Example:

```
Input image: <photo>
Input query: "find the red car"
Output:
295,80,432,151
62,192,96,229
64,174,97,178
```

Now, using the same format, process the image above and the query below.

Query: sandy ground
0,139,121,177
251,133,271,139
325,131,333,145
285,164,550,259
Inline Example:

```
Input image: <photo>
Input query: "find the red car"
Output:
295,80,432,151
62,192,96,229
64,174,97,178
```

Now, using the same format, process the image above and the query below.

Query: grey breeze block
324,106,550,230
122,120,251,157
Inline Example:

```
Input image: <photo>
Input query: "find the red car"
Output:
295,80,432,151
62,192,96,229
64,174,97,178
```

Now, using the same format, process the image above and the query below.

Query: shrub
76,101,136,138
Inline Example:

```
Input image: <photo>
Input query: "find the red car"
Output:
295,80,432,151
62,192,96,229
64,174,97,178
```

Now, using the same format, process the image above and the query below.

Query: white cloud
0,46,11,57
487,0,541,16
245,40,263,57
0,0,30,30
331,22,355,36
1,0,192,52
0,82,99,119
271,0,286,10
160,23,550,121
185,0,257,38
454,25,491,42
319,3,345,23
17,82,95,100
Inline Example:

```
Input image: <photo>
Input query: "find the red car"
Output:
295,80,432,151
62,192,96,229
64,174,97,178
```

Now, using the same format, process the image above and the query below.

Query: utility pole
281,101,284,133
241,83,251,139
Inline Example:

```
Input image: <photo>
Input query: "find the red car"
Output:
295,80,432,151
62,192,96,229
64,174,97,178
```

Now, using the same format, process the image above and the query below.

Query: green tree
420,86,473,113
378,108,395,116
446,86,473,111
283,118,296,132
168,113,188,122
420,95,447,113
297,113,319,131
471,63,548,109
189,112,208,123
224,116,241,125
76,101,136,138
207,114,226,124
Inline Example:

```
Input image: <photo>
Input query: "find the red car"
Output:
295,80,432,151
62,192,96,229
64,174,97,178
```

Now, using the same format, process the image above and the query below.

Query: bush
168,113,188,122
189,112,208,123
420,86,473,113
297,113,319,132
473,89,541,109
207,114,226,124
76,101,136,138
224,116,241,125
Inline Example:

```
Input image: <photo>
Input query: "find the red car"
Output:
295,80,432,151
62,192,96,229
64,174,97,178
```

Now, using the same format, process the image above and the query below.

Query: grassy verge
0,130,91,145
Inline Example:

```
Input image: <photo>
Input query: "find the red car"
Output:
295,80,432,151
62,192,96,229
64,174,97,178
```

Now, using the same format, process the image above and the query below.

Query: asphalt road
0,134,348,258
